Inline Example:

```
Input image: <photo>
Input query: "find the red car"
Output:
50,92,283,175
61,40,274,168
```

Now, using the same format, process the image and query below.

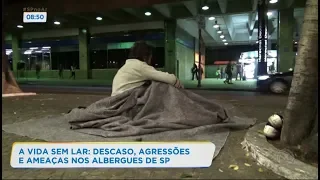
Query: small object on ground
258,168,264,172
228,164,239,171
268,114,283,129
263,125,280,139
244,163,251,167
219,169,224,172
246,153,250,157
13,112,17,115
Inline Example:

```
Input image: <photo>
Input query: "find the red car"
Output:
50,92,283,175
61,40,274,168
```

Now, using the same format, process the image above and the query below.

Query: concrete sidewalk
17,78,258,91
2,91,285,179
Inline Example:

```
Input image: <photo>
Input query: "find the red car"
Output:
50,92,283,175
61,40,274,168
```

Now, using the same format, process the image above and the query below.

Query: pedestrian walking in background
220,67,224,79
35,63,41,79
191,64,199,80
70,65,76,80
269,62,275,74
216,67,221,79
59,64,64,79
235,62,242,81
224,61,233,84
199,66,203,80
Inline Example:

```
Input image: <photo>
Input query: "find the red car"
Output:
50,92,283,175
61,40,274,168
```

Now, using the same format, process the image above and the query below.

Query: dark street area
20,84,263,95
2,88,287,179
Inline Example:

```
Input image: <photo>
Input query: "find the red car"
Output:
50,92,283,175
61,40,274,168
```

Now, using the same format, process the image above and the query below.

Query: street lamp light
213,21,219,28
217,27,222,34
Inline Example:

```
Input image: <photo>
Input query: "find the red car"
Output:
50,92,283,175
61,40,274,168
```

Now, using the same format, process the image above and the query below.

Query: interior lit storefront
6,47,52,78
239,50,277,79
22,47,52,70
7,47,52,70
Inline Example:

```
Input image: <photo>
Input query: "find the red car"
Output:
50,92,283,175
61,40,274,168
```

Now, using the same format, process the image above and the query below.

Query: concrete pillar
164,20,177,75
78,28,91,79
11,35,21,72
278,8,295,72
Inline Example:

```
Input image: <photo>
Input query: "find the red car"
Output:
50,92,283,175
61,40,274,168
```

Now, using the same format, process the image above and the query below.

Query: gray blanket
66,81,255,138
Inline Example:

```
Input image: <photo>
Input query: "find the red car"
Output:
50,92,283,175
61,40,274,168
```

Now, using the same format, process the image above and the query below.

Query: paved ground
2,89,287,179
17,78,257,91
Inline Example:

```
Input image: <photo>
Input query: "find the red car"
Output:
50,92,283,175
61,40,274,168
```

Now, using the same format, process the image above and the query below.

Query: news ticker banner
11,142,215,168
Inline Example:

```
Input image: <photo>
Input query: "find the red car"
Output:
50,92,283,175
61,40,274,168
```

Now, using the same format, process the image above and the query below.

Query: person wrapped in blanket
111,41,183,96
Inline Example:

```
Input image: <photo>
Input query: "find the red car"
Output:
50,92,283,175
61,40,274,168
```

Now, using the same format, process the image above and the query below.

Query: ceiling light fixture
17,25,23,28
202,6,209,10
269,0,278,3
145,12,151,16
256,41,259,43
208,17,215,20
96,17,103,21
222,39,227,42
54,21,61,25
267,12,272,16
29,47,38,50
217,28,222,34
220,35,225,39
213,21,219,28
224,43,228,45
42,46,51,49
294,41,298,44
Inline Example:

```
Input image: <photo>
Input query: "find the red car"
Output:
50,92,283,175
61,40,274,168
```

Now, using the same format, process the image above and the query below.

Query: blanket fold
66,82,255,138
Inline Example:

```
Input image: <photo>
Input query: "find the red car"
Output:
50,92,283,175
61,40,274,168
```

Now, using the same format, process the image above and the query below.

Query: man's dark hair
128,41,153,62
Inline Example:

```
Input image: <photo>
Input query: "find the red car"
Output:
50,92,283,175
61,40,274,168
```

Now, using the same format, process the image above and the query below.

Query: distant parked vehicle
257,71,293,94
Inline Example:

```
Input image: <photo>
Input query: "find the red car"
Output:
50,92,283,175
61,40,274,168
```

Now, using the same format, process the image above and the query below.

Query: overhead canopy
4,0,306,46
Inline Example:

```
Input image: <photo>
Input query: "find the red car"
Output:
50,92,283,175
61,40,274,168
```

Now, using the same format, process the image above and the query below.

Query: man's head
128,41,153,65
